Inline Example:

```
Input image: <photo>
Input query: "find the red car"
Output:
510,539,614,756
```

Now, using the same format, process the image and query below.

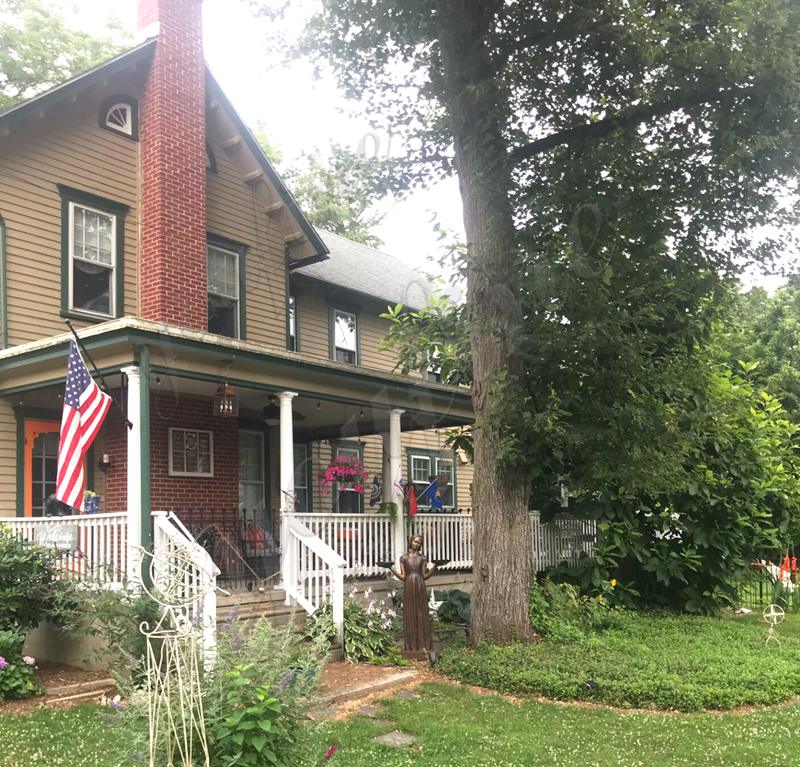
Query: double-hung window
409,450,456,511
332,308,358,365
60,185,127,319
207,242,243,338
334,442,362,513
293,444,310,511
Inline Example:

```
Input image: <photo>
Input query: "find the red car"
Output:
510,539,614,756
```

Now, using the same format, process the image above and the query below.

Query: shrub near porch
438,610,800,711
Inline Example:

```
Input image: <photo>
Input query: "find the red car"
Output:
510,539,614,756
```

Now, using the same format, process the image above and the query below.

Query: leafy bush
433,589,470,625
306,587,398,663
118,612,328,766
528,579,622,641
211,663,296,767
0,527,63,631
439,612,800,711
0,630,42,700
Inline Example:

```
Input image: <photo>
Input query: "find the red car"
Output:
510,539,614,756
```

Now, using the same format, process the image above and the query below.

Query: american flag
55,341,112,511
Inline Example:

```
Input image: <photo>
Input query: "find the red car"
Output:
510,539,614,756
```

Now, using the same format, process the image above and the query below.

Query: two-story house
0,0,474,594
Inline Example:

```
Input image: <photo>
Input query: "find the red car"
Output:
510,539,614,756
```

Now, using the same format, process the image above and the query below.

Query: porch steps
217,589,306,629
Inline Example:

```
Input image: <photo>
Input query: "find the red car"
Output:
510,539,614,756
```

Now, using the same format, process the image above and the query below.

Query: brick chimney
138,0,207,331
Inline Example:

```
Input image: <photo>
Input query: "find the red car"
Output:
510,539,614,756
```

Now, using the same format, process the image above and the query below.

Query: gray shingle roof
294,229,441,310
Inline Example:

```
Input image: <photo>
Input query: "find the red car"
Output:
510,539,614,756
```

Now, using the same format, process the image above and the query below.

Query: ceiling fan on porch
262,396,306,426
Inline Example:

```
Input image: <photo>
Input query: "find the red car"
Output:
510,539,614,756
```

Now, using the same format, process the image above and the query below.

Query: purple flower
0,657,8,671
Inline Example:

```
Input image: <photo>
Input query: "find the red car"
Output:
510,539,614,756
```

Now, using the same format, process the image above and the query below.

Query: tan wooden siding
0,78,141,347
206,128,288,348
293,278,424,376
309,429,473,514
0,398,16,515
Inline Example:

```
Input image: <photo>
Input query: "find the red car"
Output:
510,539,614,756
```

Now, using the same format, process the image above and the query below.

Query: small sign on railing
33,524,78,552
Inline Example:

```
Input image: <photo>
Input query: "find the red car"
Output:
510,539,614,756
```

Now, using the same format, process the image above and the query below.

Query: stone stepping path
371,731,418,747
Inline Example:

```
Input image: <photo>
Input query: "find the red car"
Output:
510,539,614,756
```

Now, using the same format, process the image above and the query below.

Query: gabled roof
293,228,440,310
0,37,328,261
0,38,157,126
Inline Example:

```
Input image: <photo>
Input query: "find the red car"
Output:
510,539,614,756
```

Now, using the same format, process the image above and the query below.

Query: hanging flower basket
319,455,368,495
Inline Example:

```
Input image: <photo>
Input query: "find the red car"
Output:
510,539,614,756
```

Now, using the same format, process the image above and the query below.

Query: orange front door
24,420,60,517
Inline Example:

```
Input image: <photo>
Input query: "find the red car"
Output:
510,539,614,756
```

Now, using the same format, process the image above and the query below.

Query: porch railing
1,512,128,585
294,513,393,578
282,514,346,644
152,511,220,667
409,513,474,570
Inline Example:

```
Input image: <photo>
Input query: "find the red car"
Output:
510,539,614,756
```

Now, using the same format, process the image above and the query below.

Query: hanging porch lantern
213,380,238,417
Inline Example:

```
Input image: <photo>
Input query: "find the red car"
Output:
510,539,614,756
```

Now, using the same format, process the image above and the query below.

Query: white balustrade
1,512,128,585
408,513,474,570
293,513,393,578
283,515,346,645
152,511,220,667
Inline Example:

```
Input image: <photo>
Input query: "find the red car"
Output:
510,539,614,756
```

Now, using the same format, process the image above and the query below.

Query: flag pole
63,319,133,430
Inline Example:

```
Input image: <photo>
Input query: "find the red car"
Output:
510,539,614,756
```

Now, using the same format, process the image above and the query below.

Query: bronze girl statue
391,534,436,654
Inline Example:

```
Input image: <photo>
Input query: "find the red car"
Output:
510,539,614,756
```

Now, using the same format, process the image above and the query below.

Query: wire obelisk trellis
137,543,214,767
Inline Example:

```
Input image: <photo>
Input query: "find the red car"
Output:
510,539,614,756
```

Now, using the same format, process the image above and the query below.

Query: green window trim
328,304,361,366
332,439,364,513
406,447,458,511
287,293,299,352
293,441,313,512
207,232,247,341
57,184,128,323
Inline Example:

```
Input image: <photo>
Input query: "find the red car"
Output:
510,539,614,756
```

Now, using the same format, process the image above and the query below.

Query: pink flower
324,743,337,759
0,657,7,671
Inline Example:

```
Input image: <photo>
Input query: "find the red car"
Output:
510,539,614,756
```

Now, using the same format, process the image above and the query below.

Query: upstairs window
332,308,358,365
207,240,245,339
59,185,127,320
288,294,298,351
99,96,138,140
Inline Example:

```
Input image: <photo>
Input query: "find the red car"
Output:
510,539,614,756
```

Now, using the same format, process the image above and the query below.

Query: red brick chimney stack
137,0,207,331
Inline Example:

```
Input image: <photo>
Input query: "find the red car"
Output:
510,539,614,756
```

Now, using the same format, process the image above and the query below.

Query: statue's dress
401,550,432,652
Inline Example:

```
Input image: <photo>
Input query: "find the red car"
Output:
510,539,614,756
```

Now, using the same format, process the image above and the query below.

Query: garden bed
437,613,800,711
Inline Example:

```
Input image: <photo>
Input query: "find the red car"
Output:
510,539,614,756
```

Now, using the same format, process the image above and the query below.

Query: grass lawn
438,612,800,710
2,613,800,766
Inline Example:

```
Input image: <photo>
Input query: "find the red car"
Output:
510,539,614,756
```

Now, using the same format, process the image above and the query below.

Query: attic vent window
99,97,138,140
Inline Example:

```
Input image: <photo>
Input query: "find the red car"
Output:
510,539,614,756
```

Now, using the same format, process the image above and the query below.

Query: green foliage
118,613,328,767
305,590,398,663
77,587,161,683
285,144,385,248
0,0,126,111
0,526,72,632
0,629,41,700
211,663,295,767
439,613,800,711
433,589,470,625
527,579,623,641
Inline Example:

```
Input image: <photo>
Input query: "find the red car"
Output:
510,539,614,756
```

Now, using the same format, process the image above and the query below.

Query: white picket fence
2,511,128,585
530,512,597,570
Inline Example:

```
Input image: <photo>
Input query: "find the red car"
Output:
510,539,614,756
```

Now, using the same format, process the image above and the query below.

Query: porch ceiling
0,317,473,431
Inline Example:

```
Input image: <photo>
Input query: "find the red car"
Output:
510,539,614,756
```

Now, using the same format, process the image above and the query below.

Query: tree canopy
0,0,125,112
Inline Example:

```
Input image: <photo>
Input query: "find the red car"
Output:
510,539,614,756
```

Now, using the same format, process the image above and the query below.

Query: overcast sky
54,0,793,292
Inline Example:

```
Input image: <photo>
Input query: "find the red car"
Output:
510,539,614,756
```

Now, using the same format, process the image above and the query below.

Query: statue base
400,650,428,661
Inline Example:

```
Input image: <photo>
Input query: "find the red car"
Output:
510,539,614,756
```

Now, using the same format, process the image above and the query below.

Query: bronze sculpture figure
391,534,436,655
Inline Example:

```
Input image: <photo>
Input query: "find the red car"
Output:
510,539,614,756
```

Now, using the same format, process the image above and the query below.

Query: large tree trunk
435,0,532,642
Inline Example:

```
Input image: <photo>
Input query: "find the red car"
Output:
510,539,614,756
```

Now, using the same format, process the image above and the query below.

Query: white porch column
279,391,298,600
121,365,141,585
381,431,391,504
389,409,405,566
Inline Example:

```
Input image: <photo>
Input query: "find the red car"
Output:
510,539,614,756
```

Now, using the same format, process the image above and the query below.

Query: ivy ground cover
438,612,800,711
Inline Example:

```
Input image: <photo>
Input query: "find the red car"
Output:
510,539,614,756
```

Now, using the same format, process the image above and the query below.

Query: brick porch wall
103,391,239,516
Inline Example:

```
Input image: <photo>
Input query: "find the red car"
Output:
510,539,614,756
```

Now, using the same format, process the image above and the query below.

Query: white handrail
1,512,128,585
283,514,346,645
152,511,220,667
